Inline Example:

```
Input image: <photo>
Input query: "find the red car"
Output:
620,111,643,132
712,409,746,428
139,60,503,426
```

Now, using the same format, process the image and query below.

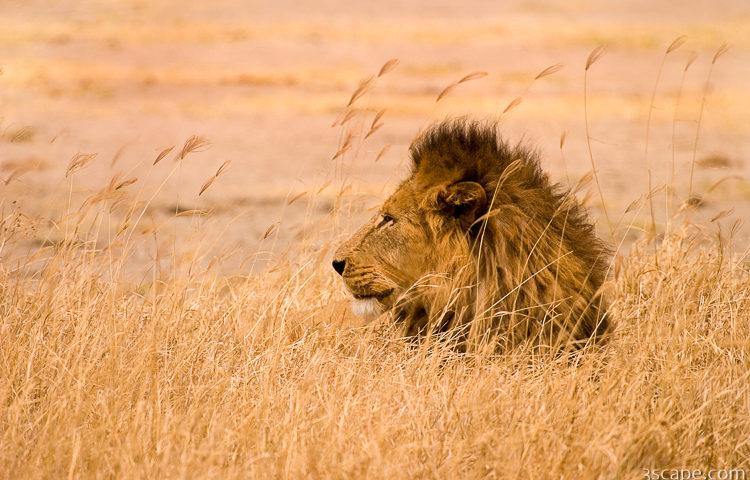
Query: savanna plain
1,0,750,478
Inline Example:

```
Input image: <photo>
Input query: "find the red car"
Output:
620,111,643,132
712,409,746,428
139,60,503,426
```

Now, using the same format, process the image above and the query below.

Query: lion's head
333,119,611,350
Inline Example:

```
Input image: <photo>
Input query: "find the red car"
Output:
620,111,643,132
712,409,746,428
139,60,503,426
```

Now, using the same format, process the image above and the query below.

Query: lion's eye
376,214,396,229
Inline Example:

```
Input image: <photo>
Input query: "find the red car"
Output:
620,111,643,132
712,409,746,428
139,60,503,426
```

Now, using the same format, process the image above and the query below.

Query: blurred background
2,0,749,274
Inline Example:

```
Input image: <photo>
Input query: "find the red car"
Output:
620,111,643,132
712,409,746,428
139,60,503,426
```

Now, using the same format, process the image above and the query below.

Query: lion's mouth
351,288,393,301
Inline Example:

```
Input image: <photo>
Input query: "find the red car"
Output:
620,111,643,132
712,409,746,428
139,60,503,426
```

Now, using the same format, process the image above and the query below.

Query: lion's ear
436,181,487,229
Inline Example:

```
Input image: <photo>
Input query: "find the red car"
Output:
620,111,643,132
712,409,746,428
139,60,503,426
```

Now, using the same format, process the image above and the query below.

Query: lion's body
334,120,611,351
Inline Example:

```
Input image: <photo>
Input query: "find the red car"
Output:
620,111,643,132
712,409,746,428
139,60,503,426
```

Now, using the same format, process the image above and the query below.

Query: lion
333,119,611,351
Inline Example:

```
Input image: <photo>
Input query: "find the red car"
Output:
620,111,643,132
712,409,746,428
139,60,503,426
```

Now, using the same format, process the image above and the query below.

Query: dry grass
1,185,749,478
2,113,750,480
2,34,749,479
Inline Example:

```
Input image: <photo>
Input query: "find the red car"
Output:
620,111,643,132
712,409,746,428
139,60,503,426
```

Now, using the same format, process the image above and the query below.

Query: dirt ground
2,0,750,275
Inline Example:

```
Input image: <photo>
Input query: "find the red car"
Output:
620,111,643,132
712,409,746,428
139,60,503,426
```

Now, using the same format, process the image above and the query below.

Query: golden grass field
2,0,750,478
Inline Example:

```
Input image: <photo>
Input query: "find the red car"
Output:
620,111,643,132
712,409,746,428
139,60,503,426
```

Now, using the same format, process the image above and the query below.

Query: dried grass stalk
179,136,211,160
66,153,98,177
378,58,399,77
154,146,175,165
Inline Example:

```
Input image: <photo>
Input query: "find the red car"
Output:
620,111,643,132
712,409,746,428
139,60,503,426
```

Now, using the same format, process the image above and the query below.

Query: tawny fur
334,119,612,351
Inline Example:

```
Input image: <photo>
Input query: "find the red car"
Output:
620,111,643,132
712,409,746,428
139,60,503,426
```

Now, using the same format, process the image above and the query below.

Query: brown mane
396,119,611,350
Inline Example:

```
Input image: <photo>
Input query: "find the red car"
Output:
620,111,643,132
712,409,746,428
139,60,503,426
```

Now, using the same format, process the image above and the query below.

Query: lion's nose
332,259,346,276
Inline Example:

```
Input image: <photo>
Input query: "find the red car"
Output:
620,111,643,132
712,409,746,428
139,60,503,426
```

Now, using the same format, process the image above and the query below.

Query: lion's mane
396,119,611,350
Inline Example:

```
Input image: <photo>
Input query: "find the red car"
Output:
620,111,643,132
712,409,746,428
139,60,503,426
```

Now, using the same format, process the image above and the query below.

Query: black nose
332,259,346,275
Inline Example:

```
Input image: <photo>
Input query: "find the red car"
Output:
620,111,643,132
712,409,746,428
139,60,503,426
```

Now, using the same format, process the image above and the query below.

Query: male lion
333,119,611,351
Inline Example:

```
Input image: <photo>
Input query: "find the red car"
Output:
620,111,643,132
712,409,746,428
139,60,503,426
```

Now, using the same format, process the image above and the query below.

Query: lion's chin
350,297,385,321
